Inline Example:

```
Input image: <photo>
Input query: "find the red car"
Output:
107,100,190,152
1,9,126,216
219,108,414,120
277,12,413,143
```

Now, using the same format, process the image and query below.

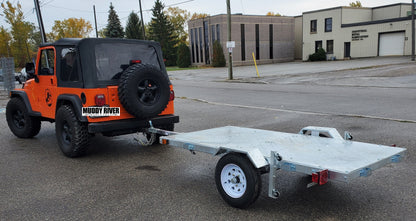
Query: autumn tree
105,3,124,38
0,26,11,57
125,11,143,39
165,7,190,45
349,1,362,7
49,18,92,41
149,0,178,66
1,1,35,67
266,12,282,16
190,13,209,20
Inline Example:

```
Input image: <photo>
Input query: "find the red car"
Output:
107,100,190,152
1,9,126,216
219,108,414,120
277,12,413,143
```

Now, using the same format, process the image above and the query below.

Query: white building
299,3,415,60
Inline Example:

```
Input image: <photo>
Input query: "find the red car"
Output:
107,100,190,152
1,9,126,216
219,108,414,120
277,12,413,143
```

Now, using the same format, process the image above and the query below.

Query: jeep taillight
95,94,106,106
169,90,175,101
130,60,141,65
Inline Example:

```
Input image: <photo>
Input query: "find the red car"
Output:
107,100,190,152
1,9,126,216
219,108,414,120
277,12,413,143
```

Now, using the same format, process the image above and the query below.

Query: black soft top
45,38,167,88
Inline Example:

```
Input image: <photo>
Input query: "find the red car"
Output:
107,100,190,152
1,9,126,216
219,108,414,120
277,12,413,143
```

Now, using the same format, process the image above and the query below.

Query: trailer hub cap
220,163,247,198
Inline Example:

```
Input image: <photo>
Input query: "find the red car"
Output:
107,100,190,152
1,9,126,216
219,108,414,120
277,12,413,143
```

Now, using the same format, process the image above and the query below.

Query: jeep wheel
6,97,41,138
55,105,89,158
118,64,170,118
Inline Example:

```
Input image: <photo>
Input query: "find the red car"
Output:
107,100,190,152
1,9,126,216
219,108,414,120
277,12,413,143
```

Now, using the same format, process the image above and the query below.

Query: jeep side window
60,48,79,81
39,49,55,75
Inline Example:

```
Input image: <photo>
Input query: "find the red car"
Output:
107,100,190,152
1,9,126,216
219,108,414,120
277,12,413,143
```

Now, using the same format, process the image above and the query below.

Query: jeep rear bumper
88,115,179,136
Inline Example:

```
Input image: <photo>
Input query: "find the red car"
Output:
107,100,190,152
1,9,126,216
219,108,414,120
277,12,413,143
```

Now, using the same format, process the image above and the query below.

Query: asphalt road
0,59,415,220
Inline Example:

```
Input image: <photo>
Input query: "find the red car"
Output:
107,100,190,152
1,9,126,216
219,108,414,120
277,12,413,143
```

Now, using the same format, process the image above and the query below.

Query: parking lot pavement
168,56,414,83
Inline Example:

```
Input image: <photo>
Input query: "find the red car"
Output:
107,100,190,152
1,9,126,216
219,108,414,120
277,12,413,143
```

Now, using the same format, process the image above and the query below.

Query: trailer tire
215,153,261,209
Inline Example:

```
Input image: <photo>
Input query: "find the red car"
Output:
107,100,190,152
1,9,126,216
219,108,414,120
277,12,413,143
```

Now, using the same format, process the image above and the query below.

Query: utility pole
139,0,146,40
33,0,47,43
226,0,233,80
93,5,98,38
412,0,415,61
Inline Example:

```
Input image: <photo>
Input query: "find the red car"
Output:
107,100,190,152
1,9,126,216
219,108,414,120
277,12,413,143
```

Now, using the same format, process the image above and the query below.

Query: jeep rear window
95,43,160,81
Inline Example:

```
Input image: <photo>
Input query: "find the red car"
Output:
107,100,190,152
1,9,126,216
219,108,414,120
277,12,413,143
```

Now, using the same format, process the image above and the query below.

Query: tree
190,13,209,20
266,12,282,16
176,43,191,68
165,7,190,45
149,0,178,66
1,1,35,67
125,11,143,39
212,40,226,67
105,3,124,38
0,26,11,57
49,18,92,41
349,1,362,7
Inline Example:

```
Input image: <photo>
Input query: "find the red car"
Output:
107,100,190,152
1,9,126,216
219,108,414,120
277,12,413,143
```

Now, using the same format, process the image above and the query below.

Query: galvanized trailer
148,125,406,208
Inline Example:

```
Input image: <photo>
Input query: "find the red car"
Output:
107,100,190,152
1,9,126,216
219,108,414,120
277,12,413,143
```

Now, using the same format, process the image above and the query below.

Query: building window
269,24,273,59
204,21,210,64
195,28,199,63
211,25,215,42
216,24,220,41
190,29,195,63
325,18,332,32
310,20,317,33
326,40,334,54
315,40,322,53
255,24,260,60
199,27,203,63
241,24,245,61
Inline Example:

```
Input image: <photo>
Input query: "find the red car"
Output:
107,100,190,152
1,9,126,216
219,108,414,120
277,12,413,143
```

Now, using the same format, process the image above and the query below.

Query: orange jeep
6,38,179,157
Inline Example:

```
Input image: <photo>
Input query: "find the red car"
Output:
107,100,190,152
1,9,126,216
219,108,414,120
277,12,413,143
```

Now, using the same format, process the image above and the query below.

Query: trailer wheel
215,153,261,208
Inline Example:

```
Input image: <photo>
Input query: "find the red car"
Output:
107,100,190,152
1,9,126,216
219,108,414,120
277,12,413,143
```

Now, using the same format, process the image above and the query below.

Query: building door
344,42,351,58
379,32,405,56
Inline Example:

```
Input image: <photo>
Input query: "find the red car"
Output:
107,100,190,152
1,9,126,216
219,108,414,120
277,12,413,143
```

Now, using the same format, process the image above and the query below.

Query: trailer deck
154,125,406,208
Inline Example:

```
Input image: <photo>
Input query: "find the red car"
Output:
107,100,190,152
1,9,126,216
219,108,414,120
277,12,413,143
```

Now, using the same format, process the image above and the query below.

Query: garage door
379,32,405,56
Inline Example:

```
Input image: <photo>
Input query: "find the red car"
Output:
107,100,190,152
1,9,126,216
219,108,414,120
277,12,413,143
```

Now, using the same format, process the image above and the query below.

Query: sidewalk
168,56,414,81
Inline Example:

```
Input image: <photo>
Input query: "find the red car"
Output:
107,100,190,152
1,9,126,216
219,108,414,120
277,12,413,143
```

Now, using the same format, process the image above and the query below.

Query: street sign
226,41,235,48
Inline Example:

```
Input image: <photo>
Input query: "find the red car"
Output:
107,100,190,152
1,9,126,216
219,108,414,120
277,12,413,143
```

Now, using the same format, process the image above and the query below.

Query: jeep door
33,47,57,118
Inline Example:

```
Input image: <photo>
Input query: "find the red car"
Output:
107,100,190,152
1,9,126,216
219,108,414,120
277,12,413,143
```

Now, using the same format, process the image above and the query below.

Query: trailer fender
217,148,269,169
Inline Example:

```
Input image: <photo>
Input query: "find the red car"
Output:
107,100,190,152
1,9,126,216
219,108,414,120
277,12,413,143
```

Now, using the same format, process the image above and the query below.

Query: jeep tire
6,97,41,138
55,105,89,158
118,64,170,118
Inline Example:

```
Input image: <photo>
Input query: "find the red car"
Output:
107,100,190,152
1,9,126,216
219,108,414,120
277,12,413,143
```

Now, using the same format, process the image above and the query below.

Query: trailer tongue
150,125,406,208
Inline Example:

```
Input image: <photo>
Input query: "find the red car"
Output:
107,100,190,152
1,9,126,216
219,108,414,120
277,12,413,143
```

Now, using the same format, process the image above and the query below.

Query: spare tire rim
221,163,247,198
137,79,160,106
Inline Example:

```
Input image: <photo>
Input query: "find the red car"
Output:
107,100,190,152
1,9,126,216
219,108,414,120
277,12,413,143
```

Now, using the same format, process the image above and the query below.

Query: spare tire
118,64,170,118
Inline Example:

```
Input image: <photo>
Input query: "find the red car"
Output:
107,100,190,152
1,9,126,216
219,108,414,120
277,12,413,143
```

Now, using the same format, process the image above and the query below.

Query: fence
0,58,15,91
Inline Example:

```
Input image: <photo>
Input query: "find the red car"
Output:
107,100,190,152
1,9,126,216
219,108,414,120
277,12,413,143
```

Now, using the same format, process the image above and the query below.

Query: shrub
212,40,226,67
176,43,191,68
308,48,327,61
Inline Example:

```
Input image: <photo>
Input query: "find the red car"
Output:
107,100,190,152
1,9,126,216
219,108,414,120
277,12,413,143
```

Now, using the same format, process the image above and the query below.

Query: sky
0,0,408,35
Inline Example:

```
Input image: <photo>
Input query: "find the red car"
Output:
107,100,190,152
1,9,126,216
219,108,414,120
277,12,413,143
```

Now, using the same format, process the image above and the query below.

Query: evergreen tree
105,3,124,38
212,40,226,67
149,0,178,66
176,43,190,68
125,11,143,39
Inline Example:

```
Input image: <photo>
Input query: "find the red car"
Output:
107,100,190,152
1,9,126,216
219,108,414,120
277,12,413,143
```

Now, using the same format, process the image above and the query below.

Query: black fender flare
9,90,41,117
56,94,88,122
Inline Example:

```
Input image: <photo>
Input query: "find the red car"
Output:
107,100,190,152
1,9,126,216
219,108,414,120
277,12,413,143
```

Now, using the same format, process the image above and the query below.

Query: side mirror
25,62,35,75
25,62,36,81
